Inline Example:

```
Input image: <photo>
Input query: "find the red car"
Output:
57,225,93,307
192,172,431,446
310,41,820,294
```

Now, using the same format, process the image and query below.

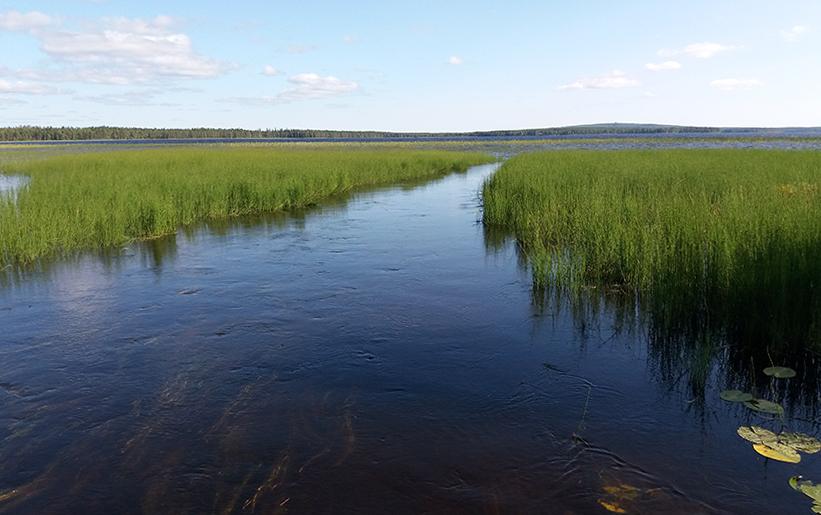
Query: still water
1,163,819,514
0,175,29,198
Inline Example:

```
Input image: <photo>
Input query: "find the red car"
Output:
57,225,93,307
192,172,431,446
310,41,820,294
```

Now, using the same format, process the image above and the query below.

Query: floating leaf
738,426,821,460
764,366,797,379
738,425,778,445
720,390,753,402
783,433,821,454
597,499,627,513
790,476,821,513
753,443,801,463
743,398,785,416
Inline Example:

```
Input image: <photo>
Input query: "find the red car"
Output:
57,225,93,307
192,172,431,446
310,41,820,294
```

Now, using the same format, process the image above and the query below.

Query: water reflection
0,175,29,204
485,224,821,423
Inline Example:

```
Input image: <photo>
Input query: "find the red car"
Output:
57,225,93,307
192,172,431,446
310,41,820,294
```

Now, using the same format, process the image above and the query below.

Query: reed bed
483,150,821,353
483,149,821,290
0,146,491,266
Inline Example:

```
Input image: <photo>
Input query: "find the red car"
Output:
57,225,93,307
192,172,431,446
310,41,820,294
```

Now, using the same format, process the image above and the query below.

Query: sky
0,1,819,131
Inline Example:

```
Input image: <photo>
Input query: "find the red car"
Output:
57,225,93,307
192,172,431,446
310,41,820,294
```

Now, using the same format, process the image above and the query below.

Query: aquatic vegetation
791,477,821,513
0,146,492,266
483,149,821,294
737,426,820,463
483,149,821,372
719,390,753,402
743,398,785,417
764,366,797,379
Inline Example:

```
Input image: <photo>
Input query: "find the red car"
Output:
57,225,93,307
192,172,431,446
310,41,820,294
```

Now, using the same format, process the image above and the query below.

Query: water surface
0,175,29,198
1,163,819,514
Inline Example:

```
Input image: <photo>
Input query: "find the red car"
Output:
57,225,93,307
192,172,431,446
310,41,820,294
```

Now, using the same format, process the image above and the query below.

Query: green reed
483,150,821,351
0,146,492,266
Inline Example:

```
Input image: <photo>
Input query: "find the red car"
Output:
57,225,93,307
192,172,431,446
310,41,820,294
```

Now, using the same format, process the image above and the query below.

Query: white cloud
342,35,357,44
0,10,54,31
0,14,225,86
710,78,763,91
0,78,58,95
781,25,809,42
659,42,737,59
262,65,281,76
225,72,359,105
448,55,463,65
645,60,682,71
559,70,639,90
279,73,358,101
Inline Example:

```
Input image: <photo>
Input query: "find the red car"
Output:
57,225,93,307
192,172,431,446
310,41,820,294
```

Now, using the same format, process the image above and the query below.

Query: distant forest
0,124,729,142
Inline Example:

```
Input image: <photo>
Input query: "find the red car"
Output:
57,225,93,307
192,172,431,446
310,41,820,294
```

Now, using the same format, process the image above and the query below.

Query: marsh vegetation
0,146,491,267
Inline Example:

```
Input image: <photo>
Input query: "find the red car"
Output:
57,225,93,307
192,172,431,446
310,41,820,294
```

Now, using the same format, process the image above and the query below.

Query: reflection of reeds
0,147,492,267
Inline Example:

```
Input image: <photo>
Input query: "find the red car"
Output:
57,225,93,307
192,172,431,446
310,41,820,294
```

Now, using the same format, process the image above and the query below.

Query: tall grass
483,149,821,352
0,146,492,266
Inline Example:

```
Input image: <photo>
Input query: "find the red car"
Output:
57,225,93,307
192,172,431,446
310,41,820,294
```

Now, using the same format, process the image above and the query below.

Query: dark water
1,163,819,514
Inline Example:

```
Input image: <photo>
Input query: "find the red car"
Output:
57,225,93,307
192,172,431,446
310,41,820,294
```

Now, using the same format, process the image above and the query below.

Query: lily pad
790,477,821,513
753,443,801,463
738,426,821,462
743,398,785,416
784,433,821,454
720,390,754,402
764,366,797,379
737,425,778,445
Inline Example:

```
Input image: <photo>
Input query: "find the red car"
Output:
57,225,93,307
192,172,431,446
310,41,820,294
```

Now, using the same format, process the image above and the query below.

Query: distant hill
1,124,820,142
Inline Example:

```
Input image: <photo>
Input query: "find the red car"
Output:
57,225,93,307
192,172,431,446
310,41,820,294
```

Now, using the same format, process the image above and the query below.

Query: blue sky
0,1,819,131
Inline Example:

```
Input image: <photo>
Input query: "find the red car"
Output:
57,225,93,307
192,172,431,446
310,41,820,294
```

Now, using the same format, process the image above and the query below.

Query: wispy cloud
710,78,763,91
559,70,639,90
645,60,682,71
262,65,282,76
0,10,54,32
287,44,317,54
0,78,59,95
342,35,357,44
74,89,182,106
224,72,359,105
659,42,738,59
781,25,809,42
279,73,358,101
448,55,463,65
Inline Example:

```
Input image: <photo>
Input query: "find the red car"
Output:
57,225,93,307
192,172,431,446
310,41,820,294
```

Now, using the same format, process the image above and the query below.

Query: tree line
0,124,725,142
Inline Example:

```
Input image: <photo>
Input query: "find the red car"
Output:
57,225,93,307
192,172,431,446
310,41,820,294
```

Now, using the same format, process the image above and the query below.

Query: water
1,164,819,514
0,175,29,199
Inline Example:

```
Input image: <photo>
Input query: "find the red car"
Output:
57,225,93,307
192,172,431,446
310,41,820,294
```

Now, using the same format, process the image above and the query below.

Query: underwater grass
0,146,492,266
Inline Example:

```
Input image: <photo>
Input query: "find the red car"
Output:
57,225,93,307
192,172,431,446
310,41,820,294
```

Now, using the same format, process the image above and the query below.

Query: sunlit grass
0,146,492,266
483,149,821,351
483,149,821,291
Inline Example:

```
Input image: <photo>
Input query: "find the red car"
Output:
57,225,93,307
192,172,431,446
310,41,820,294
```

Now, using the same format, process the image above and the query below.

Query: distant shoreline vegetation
1,124,820,142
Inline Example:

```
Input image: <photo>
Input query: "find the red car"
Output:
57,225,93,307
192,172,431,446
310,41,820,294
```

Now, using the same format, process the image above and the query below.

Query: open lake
1,161,819,514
